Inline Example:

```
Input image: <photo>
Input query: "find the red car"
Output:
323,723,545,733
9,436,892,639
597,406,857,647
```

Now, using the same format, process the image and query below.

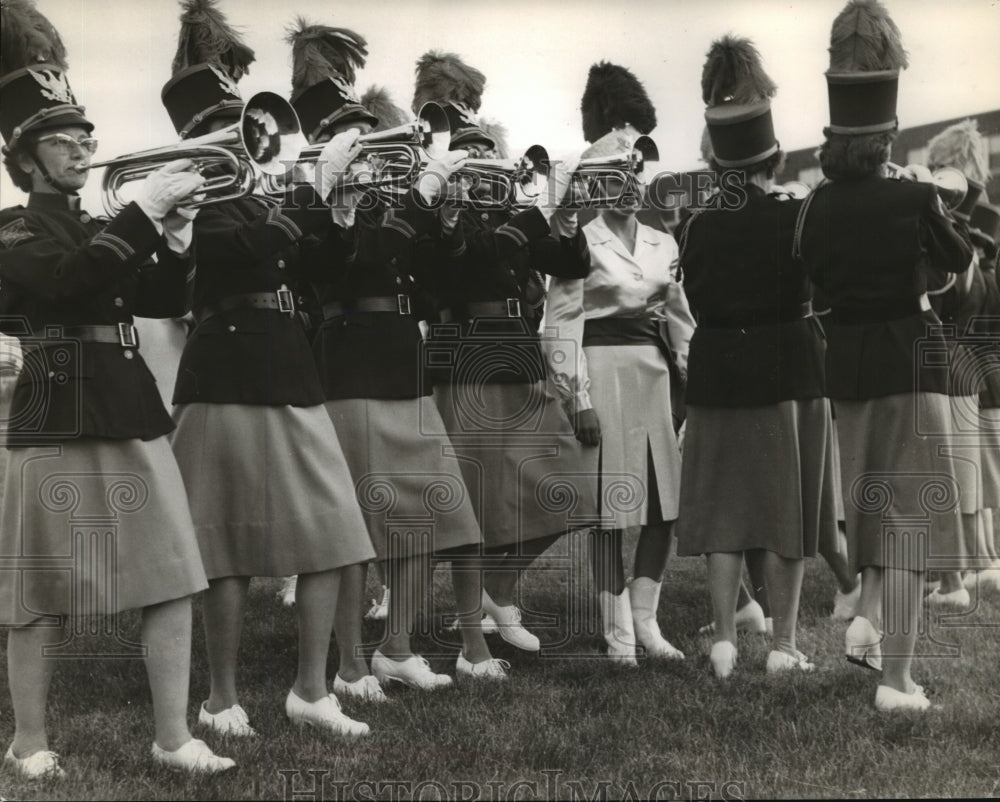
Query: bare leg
881,567,924,693
291,568,341,704
856,566,883,626
203,575,250,714
381,555,421,659
142,596,195,751
707,553,743,647
483,532,562,606
762,552,805,655
333,563,368,682
744,549,770,617
7,623,62,757
937,570,964,594
448,547,492,664
633,521,673,581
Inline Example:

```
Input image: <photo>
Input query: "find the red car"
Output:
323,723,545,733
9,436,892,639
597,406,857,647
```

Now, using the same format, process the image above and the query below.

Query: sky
1,0,998,212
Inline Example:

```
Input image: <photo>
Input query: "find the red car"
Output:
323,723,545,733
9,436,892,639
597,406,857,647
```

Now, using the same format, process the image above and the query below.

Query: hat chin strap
29,152,74,194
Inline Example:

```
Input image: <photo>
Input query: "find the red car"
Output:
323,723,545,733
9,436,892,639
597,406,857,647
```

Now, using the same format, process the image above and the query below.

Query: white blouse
543,215,694,412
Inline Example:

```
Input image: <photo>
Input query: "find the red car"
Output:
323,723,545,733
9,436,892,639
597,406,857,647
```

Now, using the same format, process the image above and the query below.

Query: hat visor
314,105,379,140
450,127,496,151
25,110,95,136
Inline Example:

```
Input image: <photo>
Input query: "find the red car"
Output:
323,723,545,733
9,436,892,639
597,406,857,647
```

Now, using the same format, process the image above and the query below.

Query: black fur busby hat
360,85,407,134
701,36,778,168
161,0,255,140
412,51,494,150
825,0,908,135
0,0,93,148
288,19,377,144
580,61,657,146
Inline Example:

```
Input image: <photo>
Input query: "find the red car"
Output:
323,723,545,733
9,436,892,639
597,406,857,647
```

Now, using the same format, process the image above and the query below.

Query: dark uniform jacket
677,185,826,407
303,190,442,401
172,187,331,407
0,193,190,446
430,206,589,385
799,176,973,400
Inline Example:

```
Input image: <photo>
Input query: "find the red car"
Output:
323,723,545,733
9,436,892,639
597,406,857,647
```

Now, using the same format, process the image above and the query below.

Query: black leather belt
194,289,295,326
440,299,522,323
60,323,139,348
828,294,930,325
698,301,813,329
322,295,412,320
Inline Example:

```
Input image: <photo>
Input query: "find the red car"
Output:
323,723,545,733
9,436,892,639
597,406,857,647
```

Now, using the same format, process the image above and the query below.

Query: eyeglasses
36,133,99,156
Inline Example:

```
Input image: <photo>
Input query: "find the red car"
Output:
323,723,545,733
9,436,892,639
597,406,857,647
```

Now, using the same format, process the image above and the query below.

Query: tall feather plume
926,119,990,184
701,36,776,106
478,117,509,159
171,0,254,80
580,62,657,144
828,0,908,72
287,17,367,95
411,51,486,115
0,0,68,75
360,85,409,133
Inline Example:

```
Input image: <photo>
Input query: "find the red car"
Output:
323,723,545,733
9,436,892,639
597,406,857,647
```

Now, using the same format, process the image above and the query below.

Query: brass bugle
886,162,969,211
87,92,305,216
266,102,451,196
454,144,551,211
572,135,660,205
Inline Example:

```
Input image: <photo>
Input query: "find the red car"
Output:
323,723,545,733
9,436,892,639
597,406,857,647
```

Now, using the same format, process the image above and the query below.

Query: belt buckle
397,294,412,315
276,288,295,315
117,322,138,348
506,298,522,318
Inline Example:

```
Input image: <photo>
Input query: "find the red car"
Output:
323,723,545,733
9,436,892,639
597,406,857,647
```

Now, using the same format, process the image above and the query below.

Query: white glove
439,182,467,233
313,129,363,201
538,154,580,235
135,159,205,227
163,206,198,254
330,189,361,230
416,150,468,207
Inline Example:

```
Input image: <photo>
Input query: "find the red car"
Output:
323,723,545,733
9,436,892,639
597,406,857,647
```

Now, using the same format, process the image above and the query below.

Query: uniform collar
587,214,660,263
27,192,82,212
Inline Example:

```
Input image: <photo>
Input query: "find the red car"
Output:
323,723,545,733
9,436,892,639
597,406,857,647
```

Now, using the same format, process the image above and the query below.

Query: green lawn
2,533,999,800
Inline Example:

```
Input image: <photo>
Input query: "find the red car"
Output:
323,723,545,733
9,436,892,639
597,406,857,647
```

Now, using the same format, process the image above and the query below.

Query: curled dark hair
2,134,38,192
818,129,897,180
707,148,786,182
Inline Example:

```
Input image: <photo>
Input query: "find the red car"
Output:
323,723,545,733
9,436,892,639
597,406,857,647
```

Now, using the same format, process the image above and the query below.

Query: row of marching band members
2,0,1000,783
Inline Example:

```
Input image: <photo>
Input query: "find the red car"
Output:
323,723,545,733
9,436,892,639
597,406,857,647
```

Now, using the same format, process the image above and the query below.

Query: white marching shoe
925,586,971,608
874,684,932,713
481,590,540,652
597,588,638,666
698,598,768,635
629,577,684,660
831,576,862,620
845,615,882,672
709,640,738,679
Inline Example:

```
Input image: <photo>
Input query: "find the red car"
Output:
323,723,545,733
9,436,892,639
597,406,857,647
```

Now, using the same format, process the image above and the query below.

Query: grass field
2,531,999,801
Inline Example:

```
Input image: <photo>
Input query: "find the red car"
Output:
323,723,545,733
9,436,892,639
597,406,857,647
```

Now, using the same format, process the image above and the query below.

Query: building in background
780,108,1000,198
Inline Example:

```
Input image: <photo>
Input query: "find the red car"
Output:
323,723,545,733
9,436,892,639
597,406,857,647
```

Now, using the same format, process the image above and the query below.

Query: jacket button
228,325,236,332
113,297,124,307
80,213,91,224
509,269,516,276
277,259,286,269
481,213,489,220
123,350,134,359
395,276,403,285
390,257,398,265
